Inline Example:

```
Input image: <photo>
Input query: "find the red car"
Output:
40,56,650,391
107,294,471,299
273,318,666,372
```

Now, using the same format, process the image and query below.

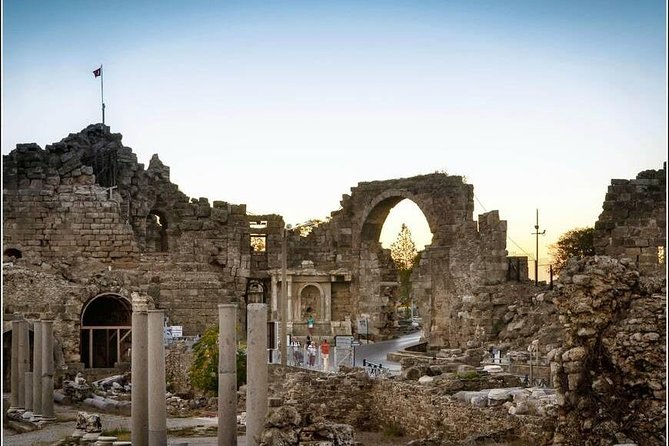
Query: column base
21,411,34,420
6,408,25,420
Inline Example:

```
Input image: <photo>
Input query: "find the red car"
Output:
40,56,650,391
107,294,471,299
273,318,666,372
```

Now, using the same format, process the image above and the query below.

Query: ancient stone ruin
2,124,665,445
3,124,523,371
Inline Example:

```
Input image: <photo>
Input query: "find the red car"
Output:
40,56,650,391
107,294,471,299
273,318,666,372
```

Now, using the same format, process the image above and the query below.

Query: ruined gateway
2,125,666,444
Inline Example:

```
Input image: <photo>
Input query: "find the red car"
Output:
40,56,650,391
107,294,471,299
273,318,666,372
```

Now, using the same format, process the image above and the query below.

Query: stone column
324,284,332,322
131,296,149,446
10,319,20,408
287,278,293,322
246,303,268,446
25,371,33,410
32,320,43,418
218,304,238,446
18,319,29,409
271,275,278,316
147,310,166,446
41,320,55,419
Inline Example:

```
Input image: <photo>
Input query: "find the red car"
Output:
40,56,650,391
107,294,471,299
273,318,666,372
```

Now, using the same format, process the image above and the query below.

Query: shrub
189,326,246,394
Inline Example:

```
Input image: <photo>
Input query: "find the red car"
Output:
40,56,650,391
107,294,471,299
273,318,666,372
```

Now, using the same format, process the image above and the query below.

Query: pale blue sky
2,1,667,277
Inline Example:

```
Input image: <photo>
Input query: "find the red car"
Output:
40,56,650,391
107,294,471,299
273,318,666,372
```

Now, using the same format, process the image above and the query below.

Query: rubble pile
258,405,355,446
62,373,93,402
452,386,557,416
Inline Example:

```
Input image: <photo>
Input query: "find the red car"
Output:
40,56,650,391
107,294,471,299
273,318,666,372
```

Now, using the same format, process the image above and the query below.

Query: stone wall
549,256,665,446
3,125,252,342
2,162,138,264
270,367,554,445
2,124,550,372
593,164,666,274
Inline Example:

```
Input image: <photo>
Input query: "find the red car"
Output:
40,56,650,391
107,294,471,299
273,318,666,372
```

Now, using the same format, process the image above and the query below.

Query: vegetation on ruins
549,227,595,274
455,371,480,380
189,326,247,393
295,217,329,237
390,224,419,306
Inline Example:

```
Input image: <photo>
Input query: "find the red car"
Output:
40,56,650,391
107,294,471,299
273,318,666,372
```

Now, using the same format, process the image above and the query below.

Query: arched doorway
80,294,132,368
146,210,168,252
358,194,435,339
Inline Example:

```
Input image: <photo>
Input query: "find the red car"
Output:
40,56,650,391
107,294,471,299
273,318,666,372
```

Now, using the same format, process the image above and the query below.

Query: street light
532,209,546,286
280,225,289,365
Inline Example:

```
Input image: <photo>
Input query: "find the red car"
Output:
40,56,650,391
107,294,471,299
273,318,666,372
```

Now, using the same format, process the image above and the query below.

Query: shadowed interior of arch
80,294,132,368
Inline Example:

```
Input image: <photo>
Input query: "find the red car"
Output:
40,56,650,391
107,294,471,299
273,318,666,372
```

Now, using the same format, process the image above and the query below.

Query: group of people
290,336,330,370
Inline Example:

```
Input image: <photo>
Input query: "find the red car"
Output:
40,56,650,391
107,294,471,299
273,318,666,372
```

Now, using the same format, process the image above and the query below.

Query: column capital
131,292,149,312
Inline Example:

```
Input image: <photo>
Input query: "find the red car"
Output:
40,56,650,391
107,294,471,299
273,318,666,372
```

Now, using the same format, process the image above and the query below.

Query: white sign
165,325,183,338
336,335,355,348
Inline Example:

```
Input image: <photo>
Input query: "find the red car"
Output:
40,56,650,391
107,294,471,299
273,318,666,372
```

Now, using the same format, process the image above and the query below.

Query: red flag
93,67,102,78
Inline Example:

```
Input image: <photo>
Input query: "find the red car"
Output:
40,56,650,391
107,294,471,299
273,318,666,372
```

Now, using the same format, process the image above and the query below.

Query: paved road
353,331,423,372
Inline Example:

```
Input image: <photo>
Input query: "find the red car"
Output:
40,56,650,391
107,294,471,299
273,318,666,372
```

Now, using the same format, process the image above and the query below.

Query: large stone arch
349,175,475,250
334,173,505,346
357,189,438,246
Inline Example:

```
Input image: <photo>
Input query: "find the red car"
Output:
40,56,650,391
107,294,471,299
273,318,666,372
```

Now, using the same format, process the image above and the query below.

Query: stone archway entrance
80,294,132,368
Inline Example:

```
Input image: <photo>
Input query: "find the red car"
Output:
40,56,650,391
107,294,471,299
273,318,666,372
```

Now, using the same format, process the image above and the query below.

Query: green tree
189,326,247,394
549,227,595,274
390,224,419,306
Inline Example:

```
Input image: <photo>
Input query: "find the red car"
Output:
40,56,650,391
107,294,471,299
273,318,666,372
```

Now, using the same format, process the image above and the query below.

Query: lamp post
280,225,288,366
532,209,546,286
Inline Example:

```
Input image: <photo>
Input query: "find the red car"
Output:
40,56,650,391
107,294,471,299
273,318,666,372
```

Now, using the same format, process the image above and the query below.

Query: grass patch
455,371,480,380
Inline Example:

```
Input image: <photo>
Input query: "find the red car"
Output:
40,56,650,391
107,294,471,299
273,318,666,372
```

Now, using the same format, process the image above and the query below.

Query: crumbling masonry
2,126,665,390
3,125,516,376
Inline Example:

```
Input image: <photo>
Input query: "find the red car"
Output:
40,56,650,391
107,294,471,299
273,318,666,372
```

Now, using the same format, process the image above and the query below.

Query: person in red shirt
320,339,330,371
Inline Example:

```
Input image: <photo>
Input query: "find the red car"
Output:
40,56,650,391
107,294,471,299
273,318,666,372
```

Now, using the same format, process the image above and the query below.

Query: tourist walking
307,342,317,367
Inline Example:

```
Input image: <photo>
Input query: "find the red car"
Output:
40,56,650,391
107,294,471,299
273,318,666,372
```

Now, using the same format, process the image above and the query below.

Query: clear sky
2,1,667,279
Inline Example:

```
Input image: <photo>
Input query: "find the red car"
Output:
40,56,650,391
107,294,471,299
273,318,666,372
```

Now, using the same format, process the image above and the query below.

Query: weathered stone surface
550,256,665,446
593,164,666,275
75,411,102,433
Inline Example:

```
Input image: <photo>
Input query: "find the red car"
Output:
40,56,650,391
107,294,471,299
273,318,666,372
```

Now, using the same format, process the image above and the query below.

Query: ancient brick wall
2,125,255,364
3,186,138,264
550,256,665,446
2,262,139,364
594,164,666,273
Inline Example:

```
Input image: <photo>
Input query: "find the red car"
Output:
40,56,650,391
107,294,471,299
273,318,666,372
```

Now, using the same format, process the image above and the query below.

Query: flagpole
100,64,105,126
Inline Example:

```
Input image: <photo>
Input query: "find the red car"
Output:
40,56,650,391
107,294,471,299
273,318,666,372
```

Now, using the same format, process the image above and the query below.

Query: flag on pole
93,66,102,78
